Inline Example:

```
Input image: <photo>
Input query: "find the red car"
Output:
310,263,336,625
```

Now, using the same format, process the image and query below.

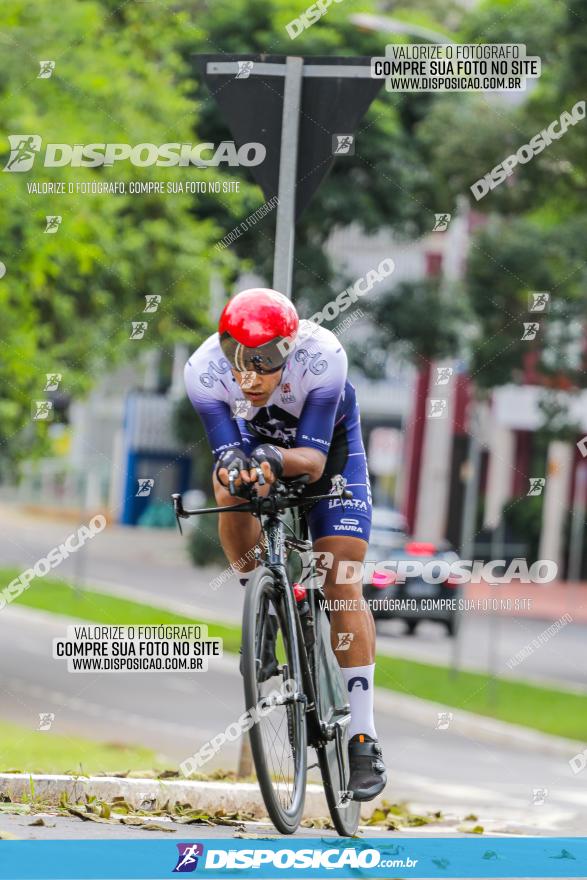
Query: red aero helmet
218,288,299,373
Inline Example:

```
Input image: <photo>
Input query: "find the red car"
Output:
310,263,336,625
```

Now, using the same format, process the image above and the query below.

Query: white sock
238,571,277,615
341,664,377,740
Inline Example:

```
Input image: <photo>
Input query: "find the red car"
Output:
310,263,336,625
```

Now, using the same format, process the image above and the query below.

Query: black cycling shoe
239,613,279,682
347,734,387,802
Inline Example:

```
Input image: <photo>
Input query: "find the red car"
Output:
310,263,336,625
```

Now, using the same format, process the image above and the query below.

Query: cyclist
184,287,387,801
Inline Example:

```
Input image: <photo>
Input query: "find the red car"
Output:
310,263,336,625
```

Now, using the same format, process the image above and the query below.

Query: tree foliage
416,0,587,402
0,0,218,465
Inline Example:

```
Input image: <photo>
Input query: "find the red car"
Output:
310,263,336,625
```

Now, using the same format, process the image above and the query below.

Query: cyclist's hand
215,447,251,488
249,444,284,485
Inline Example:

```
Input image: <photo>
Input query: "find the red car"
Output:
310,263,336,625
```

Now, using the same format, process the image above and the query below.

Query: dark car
362,538,463,637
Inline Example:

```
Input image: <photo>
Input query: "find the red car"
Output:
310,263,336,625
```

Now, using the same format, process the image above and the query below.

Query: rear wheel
313,603,360,836
242,567,307,834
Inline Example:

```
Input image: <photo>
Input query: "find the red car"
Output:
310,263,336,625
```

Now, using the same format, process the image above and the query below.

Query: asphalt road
0,505,585,693
1,606,586,838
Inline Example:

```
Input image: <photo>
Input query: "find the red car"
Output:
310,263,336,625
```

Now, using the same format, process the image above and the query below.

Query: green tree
0,0,220,467
417,0,587,408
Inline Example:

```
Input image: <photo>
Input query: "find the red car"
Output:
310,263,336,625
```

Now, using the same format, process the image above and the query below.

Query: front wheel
241,567,307,834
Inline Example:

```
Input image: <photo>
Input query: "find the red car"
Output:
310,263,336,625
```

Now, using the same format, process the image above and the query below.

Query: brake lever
228,468,238,497
255,465,266,487
171,493,184,535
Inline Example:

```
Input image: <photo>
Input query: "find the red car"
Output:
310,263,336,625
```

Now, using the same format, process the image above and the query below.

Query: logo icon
428,399,447,418
38,60,55,79
44,215,62,234
143,294,161,313
232,399,251,418
32,400,53,421
38,712,55,731
435,711,453,730
335,632,354,652
330,474,348,494
136,478,154,497
236,61,254,79
433,213,451,232
529,292,550,312
130,321,148,340
173,843,204,872
44,373,62,391
532,787,548,805
435,366,453,386
347,676,368,692
336,790,353,808
332,134,355,155
527,477,545,497
521,322,539,341
4,135,42,172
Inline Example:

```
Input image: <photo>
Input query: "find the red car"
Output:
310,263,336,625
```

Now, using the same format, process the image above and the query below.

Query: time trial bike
172,473,361,836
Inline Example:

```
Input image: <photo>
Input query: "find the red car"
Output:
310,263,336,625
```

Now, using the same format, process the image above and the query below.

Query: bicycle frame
171,480,352,749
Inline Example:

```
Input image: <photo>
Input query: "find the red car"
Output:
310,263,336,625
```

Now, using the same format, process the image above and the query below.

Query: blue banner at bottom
0,837,585,879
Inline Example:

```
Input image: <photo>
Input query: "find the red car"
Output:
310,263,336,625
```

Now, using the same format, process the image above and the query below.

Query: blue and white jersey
184,321,357,461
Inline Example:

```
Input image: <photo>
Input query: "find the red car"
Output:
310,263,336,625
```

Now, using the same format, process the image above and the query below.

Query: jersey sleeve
184,357,243,461
295,344,347,455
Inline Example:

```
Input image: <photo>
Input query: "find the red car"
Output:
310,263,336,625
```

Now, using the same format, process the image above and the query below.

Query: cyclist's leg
213,473,278,678
310,532,386,800
312,534,373,665
306,434,386,799
305,414,375,670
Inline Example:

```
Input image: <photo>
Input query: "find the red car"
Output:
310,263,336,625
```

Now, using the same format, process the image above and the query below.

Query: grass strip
0,719,170,776
5,569,587,741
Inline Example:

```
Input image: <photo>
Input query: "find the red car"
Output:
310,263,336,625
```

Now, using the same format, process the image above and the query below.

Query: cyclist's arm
281,445,326,482
287,348,347,481
188,397,245,460
249,380,342,484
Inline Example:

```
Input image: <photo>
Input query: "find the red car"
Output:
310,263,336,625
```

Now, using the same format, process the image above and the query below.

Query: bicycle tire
242,566,307,834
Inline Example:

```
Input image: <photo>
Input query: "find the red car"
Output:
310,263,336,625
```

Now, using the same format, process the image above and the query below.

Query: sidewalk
465,580,587,624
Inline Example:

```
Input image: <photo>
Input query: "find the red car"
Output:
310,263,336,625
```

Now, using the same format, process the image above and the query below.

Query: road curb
0,774,337,819
375,687,585,758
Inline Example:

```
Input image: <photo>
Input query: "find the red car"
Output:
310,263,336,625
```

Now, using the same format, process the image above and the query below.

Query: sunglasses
220,334,289,375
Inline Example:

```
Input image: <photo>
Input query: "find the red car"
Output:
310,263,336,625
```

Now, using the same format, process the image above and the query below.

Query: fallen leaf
110,800,132,814
175,812,214,827
0,804,30,814
458,823,484,834
65,806,115,824
301,817,334,830
120,818,175,832
234,833,280,840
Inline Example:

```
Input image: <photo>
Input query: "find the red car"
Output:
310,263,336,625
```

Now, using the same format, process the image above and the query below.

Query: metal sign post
272,56,303,296
196,55,383,299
